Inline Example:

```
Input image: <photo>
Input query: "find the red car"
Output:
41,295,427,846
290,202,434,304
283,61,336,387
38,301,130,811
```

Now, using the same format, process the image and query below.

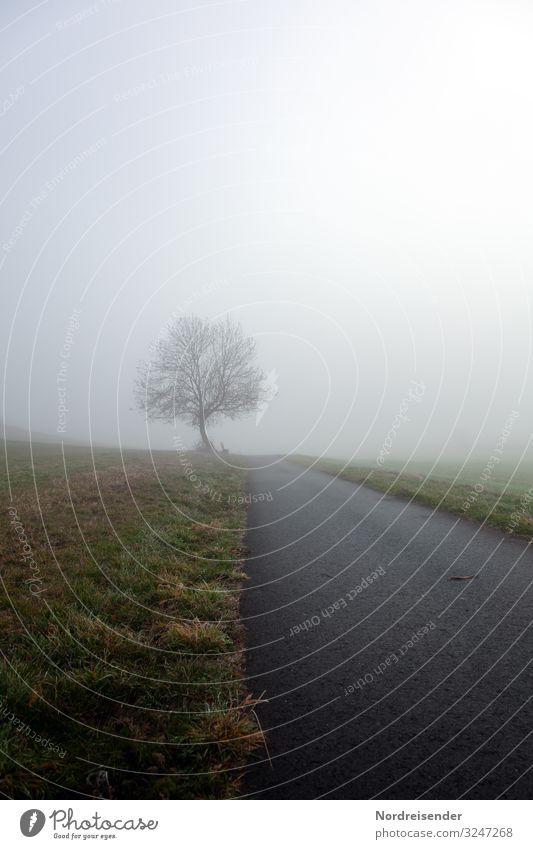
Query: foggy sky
2,0,533,466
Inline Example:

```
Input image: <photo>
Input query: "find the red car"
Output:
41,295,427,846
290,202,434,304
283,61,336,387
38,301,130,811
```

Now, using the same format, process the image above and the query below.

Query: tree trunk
198,417,213,453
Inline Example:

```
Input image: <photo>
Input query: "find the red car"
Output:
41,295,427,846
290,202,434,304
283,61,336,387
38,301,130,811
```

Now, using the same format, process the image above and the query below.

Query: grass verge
290,455,533,539
0,440,260,799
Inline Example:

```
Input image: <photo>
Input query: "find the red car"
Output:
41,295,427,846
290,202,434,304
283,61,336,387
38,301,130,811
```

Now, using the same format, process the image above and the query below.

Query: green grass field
291,455,533,539
0,440,260,799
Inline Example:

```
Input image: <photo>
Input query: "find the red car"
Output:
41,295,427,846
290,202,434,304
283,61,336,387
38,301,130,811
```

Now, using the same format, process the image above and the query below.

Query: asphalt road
240,459,533,799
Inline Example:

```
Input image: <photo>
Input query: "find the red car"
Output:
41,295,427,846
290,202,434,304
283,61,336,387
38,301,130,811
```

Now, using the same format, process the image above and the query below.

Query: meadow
0,440,259,799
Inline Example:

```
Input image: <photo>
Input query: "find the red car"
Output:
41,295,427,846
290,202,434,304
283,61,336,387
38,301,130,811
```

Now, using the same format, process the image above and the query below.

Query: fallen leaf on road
448,575,476,581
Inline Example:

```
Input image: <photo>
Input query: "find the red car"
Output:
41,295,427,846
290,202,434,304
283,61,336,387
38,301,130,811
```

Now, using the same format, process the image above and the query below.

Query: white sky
1,0,533,463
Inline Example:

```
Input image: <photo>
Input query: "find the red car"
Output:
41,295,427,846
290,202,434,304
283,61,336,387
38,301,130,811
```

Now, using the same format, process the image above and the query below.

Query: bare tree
135,314,265,451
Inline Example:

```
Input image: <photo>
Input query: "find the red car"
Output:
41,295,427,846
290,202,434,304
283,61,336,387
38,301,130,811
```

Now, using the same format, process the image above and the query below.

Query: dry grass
0,440,259,799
